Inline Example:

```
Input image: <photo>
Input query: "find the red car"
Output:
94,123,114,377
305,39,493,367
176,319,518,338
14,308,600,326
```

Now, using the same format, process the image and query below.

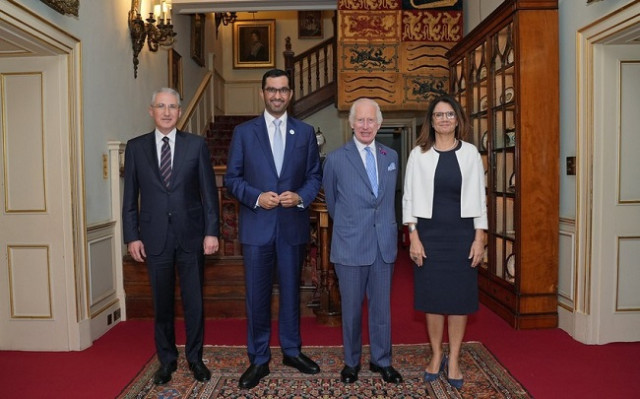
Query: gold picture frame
168,49,183,99
233,20,276,69
191,13,205,67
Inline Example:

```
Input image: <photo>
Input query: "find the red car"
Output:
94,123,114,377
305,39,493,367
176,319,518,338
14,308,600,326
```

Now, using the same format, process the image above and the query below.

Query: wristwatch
408,224,416,233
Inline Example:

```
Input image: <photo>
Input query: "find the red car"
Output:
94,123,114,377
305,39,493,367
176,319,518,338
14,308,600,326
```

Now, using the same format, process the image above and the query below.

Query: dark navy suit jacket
224,116,321,246
122,130,219,254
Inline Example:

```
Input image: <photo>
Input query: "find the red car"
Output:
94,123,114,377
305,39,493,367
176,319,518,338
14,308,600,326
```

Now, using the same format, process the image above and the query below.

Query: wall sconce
129,0,177,78
215,12,237,38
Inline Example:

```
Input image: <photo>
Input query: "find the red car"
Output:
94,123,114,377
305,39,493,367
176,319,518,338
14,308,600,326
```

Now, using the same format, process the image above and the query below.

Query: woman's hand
468,239,485,268
409,231,427,267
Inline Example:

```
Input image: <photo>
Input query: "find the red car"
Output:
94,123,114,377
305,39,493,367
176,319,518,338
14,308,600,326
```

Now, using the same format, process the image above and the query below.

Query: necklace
435,138,457,152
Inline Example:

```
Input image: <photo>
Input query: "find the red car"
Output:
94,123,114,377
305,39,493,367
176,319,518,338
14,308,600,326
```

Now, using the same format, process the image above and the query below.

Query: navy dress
414,142,478,315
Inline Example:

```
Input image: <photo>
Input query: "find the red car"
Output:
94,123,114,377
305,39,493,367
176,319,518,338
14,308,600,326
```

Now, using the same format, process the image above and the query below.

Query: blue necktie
365,146,378,197
160,136,171,189
273,119,284,176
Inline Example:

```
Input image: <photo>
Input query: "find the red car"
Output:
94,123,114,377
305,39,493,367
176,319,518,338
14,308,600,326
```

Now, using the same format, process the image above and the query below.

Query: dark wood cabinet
447,0,559,329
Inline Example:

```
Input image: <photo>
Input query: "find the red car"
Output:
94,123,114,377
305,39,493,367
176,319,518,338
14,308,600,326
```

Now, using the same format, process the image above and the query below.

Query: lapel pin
289,129,295,135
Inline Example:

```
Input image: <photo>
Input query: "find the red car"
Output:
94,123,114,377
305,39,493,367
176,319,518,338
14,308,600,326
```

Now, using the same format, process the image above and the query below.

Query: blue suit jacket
323,139,398,265
224,115,322,245
122,130,219,255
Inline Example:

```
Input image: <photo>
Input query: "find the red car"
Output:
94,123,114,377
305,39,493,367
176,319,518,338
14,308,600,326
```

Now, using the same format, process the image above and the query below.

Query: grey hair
348,98,383,125
151,87,181,107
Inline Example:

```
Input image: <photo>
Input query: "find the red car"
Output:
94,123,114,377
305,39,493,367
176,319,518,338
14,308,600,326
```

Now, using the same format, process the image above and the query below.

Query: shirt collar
264,111,288,127
353,136,376,154
155,128,177,143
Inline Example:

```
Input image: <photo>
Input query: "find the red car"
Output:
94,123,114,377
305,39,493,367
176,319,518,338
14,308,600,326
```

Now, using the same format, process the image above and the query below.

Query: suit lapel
170,131,191,186
345,140,371,191
281,119,298,176
253,117,279,175
374,143,389,198
141,132,163,183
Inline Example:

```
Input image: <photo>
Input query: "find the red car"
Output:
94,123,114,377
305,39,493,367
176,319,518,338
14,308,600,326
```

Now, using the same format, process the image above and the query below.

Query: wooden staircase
123,255,319,319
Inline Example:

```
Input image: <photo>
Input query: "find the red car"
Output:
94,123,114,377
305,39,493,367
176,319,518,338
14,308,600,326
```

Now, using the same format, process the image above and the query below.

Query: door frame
0,1,87,349
574,1,640,344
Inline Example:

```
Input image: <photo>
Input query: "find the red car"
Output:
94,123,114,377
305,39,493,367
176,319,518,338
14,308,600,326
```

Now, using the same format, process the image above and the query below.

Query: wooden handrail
177,71,213,135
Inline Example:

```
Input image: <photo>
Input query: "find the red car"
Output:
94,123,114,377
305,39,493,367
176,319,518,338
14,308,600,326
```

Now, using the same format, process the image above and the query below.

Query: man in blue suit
224,69,323,389
322,98,403,384
122,88,219,385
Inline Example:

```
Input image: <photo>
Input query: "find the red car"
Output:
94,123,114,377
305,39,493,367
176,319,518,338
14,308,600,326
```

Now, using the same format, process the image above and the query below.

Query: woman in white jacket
402,95,487,389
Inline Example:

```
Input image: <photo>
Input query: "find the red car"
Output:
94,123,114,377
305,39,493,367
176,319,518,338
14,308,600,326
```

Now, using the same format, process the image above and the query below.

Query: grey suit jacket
323,138,398,265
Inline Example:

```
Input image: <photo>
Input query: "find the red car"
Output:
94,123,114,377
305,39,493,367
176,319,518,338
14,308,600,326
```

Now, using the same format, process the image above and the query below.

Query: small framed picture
168,49,183,99
233,20,275,69
191,13,206,67
298,11,323,39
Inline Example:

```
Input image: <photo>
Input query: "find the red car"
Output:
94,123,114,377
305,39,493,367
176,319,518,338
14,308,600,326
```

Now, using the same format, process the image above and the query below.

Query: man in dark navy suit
122,87,219,385
225,69,322,389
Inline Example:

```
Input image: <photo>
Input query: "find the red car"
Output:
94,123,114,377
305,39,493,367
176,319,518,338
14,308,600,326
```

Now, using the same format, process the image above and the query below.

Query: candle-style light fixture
129,0,177,78
214,12,237,37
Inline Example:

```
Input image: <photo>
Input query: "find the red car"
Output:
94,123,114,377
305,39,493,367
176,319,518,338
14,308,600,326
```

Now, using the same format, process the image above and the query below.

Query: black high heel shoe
423,354,447,382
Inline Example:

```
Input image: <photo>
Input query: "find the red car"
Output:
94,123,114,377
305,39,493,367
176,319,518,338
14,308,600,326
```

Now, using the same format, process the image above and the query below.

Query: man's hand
278,191,301,208
258,191,280,209
203,236,219,255
128,240,146,263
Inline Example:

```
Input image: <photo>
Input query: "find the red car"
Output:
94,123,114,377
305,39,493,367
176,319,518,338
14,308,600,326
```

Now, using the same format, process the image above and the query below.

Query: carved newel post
310,191,341,326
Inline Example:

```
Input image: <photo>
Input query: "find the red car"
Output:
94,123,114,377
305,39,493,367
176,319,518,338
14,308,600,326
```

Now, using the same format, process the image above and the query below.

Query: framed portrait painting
168,49,183,99
233,20,275,69
298,11,323,39
191,13,206,67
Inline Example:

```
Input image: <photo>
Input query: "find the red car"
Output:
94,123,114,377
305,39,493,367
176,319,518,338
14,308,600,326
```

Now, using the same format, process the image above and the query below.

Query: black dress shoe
153,361,177,385
283,352,321,374
239,363,270,389
369,362,403,384
340,364,361,384
189,360,211,382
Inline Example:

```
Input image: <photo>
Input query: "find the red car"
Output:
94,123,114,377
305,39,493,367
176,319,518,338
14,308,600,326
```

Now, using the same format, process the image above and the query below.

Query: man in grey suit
322,98,403,384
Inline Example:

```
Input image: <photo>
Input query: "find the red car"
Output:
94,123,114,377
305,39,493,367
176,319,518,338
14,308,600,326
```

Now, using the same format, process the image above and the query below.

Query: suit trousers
146,228,205,365
242,234,305,365
334,245,394,368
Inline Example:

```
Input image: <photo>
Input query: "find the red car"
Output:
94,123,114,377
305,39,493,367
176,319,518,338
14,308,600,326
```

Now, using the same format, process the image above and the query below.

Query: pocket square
388,162,396,171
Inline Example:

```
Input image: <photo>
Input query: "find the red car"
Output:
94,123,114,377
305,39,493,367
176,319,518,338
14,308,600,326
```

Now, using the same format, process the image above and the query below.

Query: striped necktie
160,136,171,189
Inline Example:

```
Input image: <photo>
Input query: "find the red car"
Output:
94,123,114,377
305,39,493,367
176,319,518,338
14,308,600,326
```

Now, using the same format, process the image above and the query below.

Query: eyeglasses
432,111,456,120
152,103,180,111
263,87,292,95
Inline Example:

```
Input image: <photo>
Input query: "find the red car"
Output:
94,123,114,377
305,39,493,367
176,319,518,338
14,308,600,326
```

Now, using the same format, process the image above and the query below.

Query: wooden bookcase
447,0,559,329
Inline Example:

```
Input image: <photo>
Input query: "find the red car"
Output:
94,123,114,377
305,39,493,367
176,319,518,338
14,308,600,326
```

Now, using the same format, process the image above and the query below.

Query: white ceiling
171,0,337,14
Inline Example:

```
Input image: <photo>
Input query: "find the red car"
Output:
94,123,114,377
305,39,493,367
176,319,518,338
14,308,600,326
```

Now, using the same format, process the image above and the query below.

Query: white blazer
402,140,488,230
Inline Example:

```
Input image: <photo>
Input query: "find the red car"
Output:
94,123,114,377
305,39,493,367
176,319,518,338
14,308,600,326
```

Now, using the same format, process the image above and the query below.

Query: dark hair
261,69,291,90
415,94,470,152
250,29,261,39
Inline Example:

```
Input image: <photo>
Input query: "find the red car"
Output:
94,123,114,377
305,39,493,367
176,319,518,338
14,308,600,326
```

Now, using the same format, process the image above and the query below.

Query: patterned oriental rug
117,343,532,398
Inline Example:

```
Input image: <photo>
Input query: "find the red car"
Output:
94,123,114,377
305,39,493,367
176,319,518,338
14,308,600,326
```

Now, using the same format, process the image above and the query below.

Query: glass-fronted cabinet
448,0,559,329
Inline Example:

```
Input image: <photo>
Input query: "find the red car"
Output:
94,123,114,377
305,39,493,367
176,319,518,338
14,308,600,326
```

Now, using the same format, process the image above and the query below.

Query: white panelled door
592,43,640,343
0,55,75,350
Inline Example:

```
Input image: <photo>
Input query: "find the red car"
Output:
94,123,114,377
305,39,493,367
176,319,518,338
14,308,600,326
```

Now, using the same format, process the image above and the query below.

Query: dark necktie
160,136,171,188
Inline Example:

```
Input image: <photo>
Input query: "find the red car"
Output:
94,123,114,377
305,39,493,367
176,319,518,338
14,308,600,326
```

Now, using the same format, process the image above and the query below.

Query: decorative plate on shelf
481,131,488,151
480,96,488,111
506,253,516,280
508,172,516,192
478,66,487,80
504,87,515,103
505,129,516,147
